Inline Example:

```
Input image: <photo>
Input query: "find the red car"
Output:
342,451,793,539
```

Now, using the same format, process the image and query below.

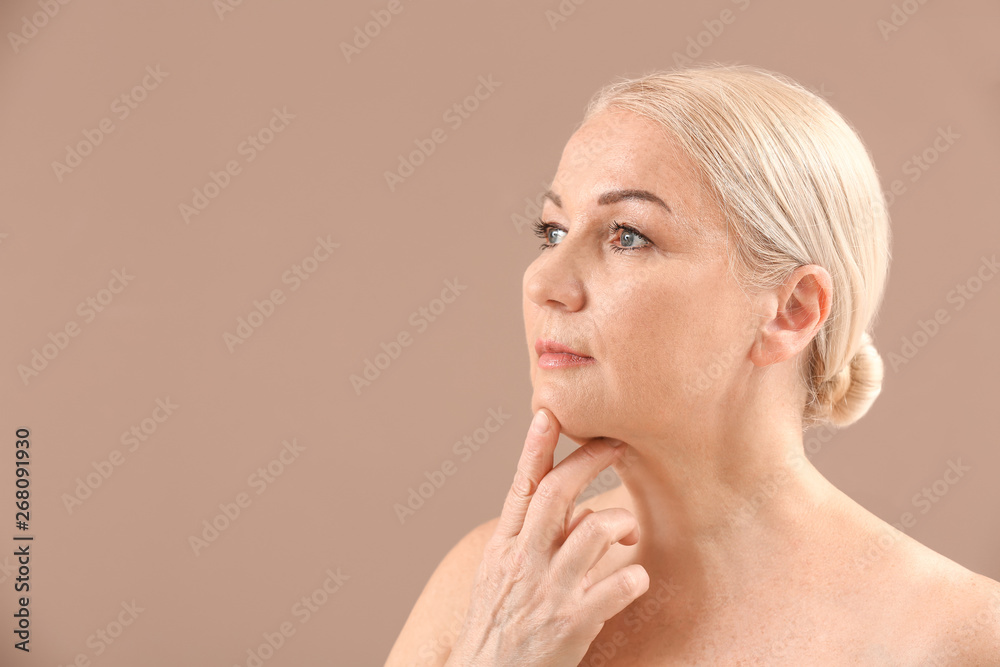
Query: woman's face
523,108,758,446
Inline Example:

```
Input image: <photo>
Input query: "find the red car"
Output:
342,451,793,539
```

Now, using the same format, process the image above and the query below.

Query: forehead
553,109,703,208
550,108,714,232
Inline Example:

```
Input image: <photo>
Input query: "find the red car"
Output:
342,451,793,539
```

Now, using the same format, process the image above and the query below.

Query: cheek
597,284,683,391
601,272,726,397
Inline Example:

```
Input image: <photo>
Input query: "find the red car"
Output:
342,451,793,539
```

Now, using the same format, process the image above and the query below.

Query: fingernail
531,410,549,434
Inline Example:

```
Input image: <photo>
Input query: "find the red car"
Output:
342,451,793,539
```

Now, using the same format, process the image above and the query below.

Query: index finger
494,408,558,541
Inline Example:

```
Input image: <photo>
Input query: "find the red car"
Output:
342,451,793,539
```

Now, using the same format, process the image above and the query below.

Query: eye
608,220,652,254
531,218,566,250
530,218,653,253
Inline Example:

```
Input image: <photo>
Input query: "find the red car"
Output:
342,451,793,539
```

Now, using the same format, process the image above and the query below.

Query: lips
535,338,592,358
534,338,595,370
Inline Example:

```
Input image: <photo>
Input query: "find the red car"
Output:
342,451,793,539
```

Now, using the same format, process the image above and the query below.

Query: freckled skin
523,108,748,448
520,108,1000,663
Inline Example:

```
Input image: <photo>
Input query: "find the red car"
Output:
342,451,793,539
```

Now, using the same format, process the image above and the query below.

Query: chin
531,387,612,446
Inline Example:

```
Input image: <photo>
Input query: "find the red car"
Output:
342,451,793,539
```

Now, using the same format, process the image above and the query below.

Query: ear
751,264,832,367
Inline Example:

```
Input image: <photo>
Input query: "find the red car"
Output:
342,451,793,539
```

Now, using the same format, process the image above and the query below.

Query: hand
446,408,648,666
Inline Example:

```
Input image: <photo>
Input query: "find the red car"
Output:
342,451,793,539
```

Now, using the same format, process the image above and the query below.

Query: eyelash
530,218,651,254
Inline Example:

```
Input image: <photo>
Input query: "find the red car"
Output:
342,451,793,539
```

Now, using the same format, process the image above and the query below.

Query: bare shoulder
384,485,632,665
925,563,1000,662
384,515,500,667
384,484,632,666
953,571,1000,661
891,535,1000,662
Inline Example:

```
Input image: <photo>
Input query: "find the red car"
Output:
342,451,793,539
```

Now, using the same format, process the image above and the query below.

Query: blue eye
531,218,566,250
529,218,652,253
608,220,651,253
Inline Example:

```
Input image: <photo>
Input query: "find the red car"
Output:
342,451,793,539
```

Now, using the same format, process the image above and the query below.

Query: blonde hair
581,64,892,429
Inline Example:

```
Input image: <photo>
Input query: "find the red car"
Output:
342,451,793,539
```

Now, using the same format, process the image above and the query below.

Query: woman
386,65,1000,665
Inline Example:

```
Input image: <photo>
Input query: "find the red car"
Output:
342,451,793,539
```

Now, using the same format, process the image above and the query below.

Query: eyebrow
542,188,672,213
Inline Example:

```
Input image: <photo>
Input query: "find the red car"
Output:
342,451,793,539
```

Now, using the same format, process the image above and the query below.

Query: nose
523,245,586,312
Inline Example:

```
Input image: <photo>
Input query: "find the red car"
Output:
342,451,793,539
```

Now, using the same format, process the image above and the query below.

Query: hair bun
815,332,884,428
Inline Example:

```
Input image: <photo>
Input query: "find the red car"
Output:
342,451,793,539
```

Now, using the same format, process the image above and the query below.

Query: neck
604,409,851,624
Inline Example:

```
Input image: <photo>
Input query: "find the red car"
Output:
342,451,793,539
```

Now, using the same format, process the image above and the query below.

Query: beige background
0,0,997,664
